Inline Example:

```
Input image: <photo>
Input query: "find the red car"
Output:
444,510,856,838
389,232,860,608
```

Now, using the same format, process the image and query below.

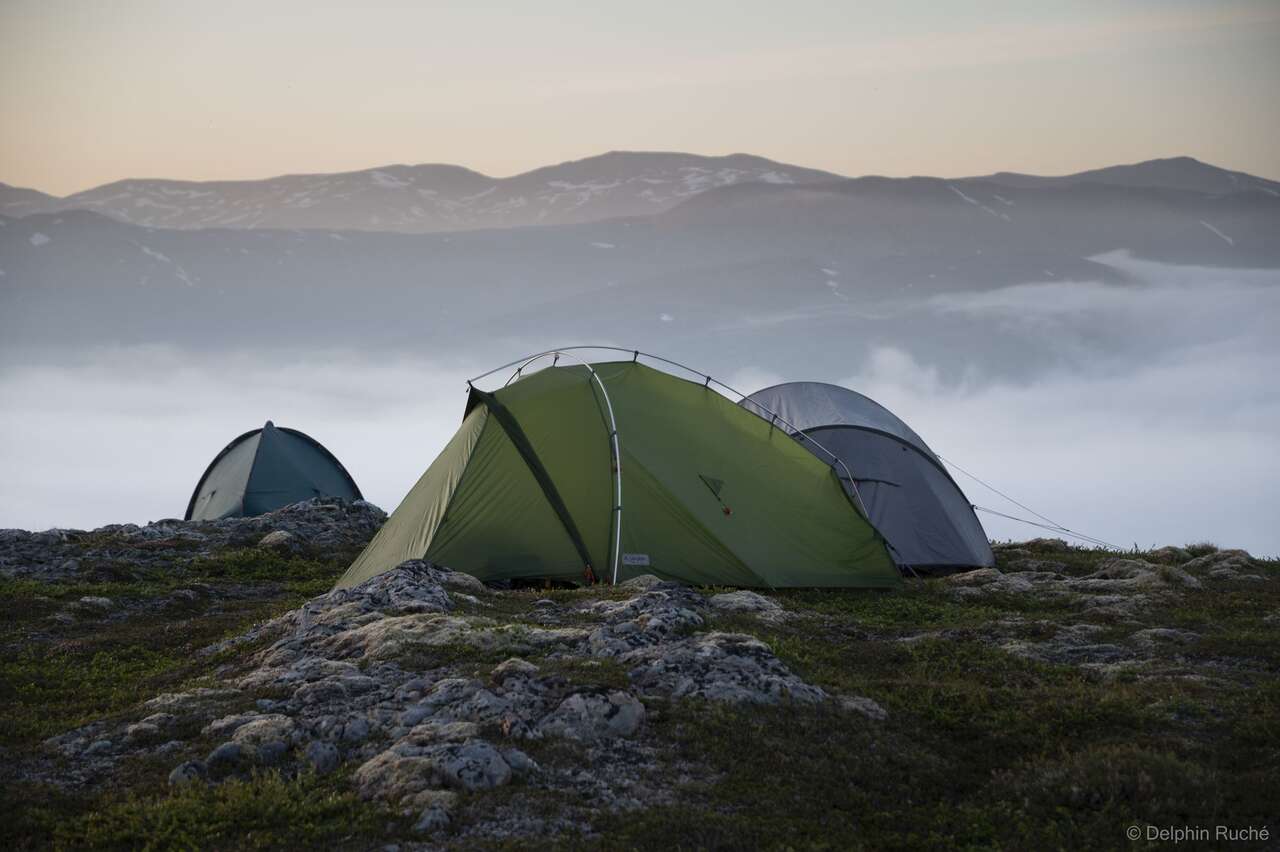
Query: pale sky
2,0,1278,196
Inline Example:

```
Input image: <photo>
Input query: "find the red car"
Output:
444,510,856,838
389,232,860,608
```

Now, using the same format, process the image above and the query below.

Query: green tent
336,360,899,590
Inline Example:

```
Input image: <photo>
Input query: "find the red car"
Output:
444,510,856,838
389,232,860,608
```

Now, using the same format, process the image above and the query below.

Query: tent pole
483,350,624,585
470,346,880,560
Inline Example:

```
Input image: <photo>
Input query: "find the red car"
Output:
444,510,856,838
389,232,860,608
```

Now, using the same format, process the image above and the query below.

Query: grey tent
740,383,993,571
185,421,362,521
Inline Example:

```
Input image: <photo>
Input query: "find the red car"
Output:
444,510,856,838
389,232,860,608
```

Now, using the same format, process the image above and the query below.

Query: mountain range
3,150,1278,383
2,152,1276,234
0,152,839,233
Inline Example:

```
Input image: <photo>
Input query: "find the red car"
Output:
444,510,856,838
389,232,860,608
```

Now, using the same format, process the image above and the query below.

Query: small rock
341,717,371,743
501,747,539,774
257,530,298,552
412,791,458,833
619,574,665,590
1025,537,1070,552
1157,564,1202,590
1131,628,1200,647
491,657,539,685
401,705,432,727
537,692,645,740
84,739,114,757
435,741,512,791
168,760,206,786
440,570,489,596
206,741,243,775
304,741,340,774
708,590,785,617
255,741,289,765
75,596,114,613
125,722,159,743
838,695,889,721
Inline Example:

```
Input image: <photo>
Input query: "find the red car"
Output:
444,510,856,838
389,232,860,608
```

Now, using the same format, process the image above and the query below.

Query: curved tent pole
468,346,874,522
477,349,624,585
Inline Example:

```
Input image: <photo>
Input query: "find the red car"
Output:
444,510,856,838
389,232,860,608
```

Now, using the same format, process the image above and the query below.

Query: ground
1,501,1276,851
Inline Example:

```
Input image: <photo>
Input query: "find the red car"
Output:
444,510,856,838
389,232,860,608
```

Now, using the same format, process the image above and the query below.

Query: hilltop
1,500,1277,849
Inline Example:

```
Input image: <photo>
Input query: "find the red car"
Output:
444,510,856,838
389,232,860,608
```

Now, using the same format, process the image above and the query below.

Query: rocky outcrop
0,498,386,583
43,560,855,836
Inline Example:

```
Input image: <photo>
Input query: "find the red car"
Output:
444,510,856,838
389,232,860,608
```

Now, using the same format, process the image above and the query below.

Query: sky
3,0,1279,195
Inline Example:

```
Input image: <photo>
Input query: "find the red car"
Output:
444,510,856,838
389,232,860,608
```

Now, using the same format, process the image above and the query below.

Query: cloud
0,347,481,530
825,257,1280,554
2,255,1277,558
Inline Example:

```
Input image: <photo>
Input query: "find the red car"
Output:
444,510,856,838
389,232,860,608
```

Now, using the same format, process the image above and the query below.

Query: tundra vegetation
1,500,1276,850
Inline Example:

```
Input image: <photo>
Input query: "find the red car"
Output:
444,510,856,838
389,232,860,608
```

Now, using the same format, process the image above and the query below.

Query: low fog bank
1,257,1276,556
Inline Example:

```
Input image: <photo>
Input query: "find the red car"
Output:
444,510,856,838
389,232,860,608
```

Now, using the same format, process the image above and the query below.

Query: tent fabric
740,383,994,571
740,382,940,466
185,421,362,521
337,361,900,590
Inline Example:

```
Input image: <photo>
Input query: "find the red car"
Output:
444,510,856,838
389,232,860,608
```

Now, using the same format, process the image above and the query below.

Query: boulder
168,760,207,787
536,692,645,740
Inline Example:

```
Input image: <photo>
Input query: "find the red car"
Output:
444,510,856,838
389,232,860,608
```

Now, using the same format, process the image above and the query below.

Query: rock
491,657,539,685
168,760,207,786
502,747,539,774
623,632,827,705
304,741,340,774
255,741,289,765
439,570,489,596
536,692,645,740
257,530,299,552
838,695,889,721
354,748,491,811
1184,549,1253,575
1131,628,1200,647
433,741,513,791
708,590,787,621
231,715,297,751
414,797,455,833
75,596,115,613
1001,624,1133,667
205,742,244,776
1024,537,1070,552
401,705,432,727
1149,546,1191,564
145,688,240,716
83,739,113,756
619,574,665,590
124,722,160,743
342,717,371,743
707,590,779,612
1156,564,1202,590
203,713,263,739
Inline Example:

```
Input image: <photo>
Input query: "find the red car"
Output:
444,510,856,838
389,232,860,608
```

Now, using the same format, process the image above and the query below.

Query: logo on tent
699,474,733,516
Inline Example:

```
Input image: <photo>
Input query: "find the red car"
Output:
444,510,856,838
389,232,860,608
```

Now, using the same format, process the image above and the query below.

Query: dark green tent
185,421,362,521
337,360,898,590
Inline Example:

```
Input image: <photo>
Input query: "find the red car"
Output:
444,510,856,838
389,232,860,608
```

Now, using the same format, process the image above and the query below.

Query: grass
4,541,1279,850
45,771,407,851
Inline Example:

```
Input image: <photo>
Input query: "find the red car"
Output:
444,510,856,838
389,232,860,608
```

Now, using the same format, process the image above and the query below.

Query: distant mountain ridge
961,155,1280,196
3,152,1275,235
0,152,838,233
